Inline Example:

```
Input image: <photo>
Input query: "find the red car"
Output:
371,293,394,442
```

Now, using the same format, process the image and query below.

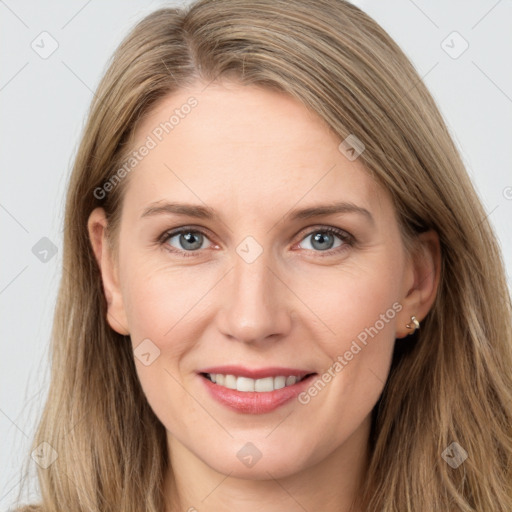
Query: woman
13,0,512,511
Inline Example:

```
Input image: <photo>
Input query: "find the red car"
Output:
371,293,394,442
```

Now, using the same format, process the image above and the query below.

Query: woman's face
91,81,429,479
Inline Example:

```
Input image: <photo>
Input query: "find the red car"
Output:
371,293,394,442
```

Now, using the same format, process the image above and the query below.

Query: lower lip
199,373,317,414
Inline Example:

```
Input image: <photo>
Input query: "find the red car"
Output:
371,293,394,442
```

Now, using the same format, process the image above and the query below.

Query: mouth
197,366,318,414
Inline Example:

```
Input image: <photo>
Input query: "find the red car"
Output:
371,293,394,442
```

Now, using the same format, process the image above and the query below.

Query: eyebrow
140,201,374,224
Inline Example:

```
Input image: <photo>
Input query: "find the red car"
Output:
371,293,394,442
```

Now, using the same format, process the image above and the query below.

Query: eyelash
157,225,355,259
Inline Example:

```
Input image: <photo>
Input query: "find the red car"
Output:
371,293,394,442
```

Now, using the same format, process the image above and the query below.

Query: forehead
121,82,389,223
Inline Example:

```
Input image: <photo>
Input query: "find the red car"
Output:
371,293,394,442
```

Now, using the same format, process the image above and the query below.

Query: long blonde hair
13,1,512,510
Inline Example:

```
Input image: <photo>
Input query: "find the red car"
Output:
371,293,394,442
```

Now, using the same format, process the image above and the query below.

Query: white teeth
206,373,306,392
273,376,286,390
237,376,255,392
224,374,237,390
286,376,297,386
254,377,273,392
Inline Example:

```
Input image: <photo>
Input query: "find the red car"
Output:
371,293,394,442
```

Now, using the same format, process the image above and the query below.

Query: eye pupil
311,232,334,251
180,231,203,250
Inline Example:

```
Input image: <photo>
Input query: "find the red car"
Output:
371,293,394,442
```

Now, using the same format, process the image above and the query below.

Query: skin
88,81,440,512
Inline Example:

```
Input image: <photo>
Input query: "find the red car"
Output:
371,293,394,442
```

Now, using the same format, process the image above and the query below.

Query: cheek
121,259,215,343
295,255,403,353
120,265,211,432
293,256,402,418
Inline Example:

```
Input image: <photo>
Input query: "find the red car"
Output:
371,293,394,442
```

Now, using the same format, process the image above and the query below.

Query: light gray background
1,0,511,507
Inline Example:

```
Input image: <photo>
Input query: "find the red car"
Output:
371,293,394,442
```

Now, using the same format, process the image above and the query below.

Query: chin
200,441,315,480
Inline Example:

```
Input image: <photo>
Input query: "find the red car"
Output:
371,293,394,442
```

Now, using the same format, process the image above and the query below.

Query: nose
217,248,293,345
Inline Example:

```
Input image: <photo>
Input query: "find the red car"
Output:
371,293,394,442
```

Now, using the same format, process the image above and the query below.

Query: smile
197,366,318,414
202,373,310,392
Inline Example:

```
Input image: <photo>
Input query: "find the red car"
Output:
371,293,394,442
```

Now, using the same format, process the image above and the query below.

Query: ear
395,229,441,338
87,207,130,335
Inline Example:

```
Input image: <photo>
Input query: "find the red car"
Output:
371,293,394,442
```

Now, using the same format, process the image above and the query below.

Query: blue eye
158,226,353,258
298,228,349,252
162,229,211,255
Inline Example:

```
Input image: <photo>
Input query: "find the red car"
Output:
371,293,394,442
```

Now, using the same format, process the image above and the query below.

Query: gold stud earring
406,315,420,335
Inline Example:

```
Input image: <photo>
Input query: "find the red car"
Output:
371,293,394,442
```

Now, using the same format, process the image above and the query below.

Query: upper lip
198,365,316,380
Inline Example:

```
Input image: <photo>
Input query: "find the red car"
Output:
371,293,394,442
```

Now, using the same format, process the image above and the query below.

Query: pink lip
197,369,317,414
197,365,313,380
